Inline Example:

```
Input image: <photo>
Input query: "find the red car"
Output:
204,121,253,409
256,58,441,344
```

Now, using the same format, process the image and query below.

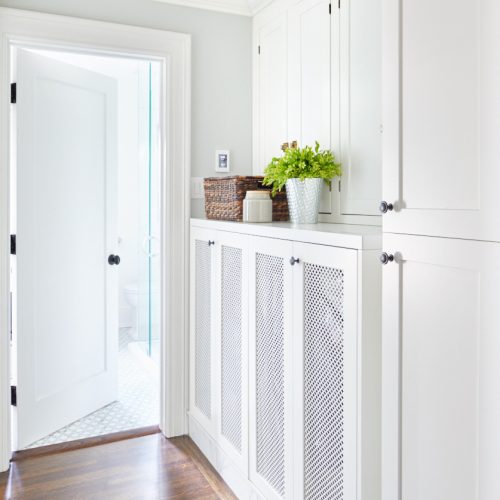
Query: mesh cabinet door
248,236,294,500
292,242,358,500
189,227,217,434
215,231,249,473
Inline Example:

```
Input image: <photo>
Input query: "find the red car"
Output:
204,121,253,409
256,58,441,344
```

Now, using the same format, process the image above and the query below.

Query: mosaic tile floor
25,329,159,449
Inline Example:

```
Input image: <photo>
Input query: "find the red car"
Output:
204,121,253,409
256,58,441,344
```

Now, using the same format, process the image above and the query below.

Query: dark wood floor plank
0,434,233,499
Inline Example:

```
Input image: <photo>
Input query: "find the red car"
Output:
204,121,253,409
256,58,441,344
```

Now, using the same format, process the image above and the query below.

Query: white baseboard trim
188,413,264,500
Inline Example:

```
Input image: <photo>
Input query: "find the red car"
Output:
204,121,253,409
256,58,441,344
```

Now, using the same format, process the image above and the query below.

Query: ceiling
152,0,271,16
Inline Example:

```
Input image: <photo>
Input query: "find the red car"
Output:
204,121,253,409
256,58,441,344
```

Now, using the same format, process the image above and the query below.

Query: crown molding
152,0,272,16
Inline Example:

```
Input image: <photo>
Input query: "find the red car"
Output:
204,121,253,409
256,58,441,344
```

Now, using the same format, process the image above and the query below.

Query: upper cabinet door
339,0,382,216
288,0,332,213
383,0,500,241
255,13,288,174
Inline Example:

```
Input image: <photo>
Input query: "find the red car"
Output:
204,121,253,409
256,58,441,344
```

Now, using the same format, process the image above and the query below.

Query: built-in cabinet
253,0,381,223
381,1,500,499
189,219,381,499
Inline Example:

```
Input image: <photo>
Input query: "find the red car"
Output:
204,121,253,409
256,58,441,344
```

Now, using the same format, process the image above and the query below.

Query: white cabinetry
253,0,382,223
189,219,381,499
383,0,500,241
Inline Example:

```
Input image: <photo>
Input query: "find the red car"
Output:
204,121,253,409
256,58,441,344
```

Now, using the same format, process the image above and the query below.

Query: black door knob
379,201,394,213
380,252,394,265
108,254,121,265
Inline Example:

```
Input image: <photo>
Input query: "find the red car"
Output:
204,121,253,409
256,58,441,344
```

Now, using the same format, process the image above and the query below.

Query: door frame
0,7,191,471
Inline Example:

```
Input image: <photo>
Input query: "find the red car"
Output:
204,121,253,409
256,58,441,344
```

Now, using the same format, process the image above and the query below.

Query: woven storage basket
204,176,289,222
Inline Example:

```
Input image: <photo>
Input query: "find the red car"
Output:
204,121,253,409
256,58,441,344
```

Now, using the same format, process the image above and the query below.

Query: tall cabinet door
288,0,332,214
382,234,500,500
292,242,358,500
339,0,382,217
214,231,249,473
189,227,217,435
254,12,288,174
249,236,294,500
383,0,500,240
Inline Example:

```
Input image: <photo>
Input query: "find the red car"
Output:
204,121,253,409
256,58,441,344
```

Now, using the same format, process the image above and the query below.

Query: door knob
290,256,300,266
379,201,394,213
380,252,394,265
108,254,121,265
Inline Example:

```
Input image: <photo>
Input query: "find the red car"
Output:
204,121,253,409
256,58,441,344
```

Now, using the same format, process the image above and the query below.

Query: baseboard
188,413,264,500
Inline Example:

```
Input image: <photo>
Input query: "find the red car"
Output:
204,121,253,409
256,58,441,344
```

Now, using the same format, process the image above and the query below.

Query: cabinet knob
208,240,215,246
290,256,300,266
291,140,298,149
379,201,394,213
108,254,121,265
380,252,394,265
281,142,289,152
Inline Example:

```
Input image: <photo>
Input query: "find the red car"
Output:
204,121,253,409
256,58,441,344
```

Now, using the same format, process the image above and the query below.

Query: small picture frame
215,150,230,173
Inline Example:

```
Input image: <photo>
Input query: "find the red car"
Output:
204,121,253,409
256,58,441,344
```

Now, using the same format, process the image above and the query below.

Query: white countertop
191,218,382,250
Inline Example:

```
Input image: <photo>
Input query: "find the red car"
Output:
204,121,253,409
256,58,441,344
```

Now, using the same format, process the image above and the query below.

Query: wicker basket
204,176,288,222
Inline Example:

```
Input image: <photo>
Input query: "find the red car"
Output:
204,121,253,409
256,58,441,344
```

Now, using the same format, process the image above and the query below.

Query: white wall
0,0,253,217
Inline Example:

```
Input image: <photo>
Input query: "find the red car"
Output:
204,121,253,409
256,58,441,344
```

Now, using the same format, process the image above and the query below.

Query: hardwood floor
0,432,236,499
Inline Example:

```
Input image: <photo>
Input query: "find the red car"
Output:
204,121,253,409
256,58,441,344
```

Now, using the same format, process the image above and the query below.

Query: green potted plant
262,141,342,223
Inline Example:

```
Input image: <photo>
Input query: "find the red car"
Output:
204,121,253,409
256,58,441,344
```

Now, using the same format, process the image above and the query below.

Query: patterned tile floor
25,329,159,449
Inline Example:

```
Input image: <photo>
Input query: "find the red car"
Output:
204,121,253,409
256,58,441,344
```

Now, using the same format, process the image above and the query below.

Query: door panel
292,242,358,499
15,49,118,448
382,234,500,500
339,0,382,216
256,15,288,174
383,0,500,240
288,0,332,213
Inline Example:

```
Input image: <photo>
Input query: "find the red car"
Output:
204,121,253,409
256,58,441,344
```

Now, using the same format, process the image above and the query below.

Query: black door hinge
329,3,331,14
10,234,16,255
10,83,16,104
11,386,17,406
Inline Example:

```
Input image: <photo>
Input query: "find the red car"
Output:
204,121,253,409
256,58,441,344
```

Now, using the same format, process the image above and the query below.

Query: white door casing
383,0,500,241
15,48,118,449
0,8,191,471
382,233,500,500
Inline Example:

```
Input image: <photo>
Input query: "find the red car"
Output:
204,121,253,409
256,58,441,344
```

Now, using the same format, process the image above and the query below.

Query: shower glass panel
137,61,161,363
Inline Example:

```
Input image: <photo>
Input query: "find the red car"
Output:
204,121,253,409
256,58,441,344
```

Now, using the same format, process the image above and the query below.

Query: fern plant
262,141,342,196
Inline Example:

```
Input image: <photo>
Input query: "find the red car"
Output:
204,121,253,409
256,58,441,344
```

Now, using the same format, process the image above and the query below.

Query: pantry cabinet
382,0,500,241
189,219,381,499
382,233,500,500
253,0,382,223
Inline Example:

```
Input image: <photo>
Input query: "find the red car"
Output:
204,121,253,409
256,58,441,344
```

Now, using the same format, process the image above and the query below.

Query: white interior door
14,48,118,449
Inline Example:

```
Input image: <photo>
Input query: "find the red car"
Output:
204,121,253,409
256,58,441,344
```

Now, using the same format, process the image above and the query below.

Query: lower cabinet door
292,242,358,500
189,227,217,435
382,234,500,500
214,231,249,473
249,236,294,500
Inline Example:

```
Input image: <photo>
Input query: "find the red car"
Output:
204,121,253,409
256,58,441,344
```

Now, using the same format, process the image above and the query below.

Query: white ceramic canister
243,190,273,222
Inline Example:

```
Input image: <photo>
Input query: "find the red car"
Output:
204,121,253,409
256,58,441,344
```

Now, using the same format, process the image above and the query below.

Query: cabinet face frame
248,235,294,500
189,226,217,435
213,230,250,473
292,242,358,499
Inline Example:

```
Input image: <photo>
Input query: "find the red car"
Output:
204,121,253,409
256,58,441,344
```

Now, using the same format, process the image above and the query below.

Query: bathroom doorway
10,46,162,450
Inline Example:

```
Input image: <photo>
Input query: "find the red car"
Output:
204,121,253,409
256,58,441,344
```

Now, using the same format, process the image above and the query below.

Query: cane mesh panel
221,246,243,452
194,240,212,419
304,263,344,499
255,253,286,497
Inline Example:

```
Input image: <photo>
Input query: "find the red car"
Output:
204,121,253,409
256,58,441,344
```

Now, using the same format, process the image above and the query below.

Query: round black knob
208,240,215,246
108,254,121,265
379,201,394,213
290,256,300,266
380,252,394,265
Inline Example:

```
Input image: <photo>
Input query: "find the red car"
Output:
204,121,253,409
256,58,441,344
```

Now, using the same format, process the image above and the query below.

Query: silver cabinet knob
208,240,215,246
379,201,394,213
290,256,300,266
380,252,394,265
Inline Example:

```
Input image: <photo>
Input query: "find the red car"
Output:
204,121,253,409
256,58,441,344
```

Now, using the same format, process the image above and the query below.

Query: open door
14,49,119,449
